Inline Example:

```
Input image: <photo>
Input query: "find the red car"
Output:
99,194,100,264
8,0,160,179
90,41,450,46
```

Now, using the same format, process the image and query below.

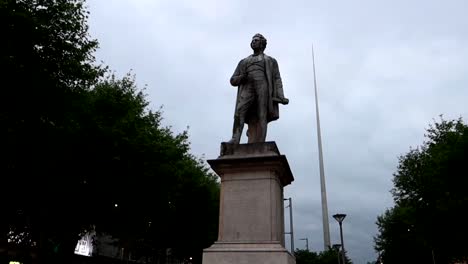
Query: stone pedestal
202,142,295,264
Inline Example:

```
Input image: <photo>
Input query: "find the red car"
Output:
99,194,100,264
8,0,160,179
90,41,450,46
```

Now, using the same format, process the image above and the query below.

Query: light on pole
299,238,309,251
284,198,295,254
333,214,346,264
332,244,342,264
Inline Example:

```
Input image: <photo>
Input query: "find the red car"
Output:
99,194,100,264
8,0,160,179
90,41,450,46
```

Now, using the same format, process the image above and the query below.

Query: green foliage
295,249,318,264
294,248,352,264
3,72,220,262
80,75,220,261
1,0,102,260
1,0,103,123
375,117,468,263
1,1,219,263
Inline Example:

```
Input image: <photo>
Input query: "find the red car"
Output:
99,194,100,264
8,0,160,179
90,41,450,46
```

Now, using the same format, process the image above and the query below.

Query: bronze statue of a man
228,33,289,144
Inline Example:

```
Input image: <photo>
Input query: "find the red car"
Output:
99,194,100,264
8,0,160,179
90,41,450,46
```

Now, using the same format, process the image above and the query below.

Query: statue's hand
231,74,246,86
273,97,289,105
240,73,248,83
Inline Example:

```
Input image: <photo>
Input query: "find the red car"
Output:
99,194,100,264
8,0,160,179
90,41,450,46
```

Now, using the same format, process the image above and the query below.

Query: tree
375,117,468,263
294,249,318,264
1,0,102,145
78,75,219,263
3,71,220,263
294,248,352,264
1,1,219,263
1,0,102,261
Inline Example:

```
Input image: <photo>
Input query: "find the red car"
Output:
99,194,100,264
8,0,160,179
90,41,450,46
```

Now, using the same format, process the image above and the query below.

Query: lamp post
333,214,346,264
284,198,294,254
299,238,309,251
332,244,342,264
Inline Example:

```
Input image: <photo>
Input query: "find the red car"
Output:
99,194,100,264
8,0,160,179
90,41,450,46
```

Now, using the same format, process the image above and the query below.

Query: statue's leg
228,115,244,144
256,81,269,142
246,117,259,144
229,86,254,144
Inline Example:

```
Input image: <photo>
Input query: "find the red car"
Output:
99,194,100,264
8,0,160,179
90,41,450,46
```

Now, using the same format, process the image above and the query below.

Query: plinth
202,142,295,264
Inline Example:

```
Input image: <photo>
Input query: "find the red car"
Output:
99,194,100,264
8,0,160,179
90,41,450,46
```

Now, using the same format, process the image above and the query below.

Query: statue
227,33,289,144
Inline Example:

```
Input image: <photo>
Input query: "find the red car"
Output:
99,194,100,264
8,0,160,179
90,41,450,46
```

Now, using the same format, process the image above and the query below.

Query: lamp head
333,213,347,223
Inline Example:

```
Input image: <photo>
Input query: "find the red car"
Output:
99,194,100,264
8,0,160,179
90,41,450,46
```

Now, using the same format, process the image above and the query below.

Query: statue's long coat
230,54,284,124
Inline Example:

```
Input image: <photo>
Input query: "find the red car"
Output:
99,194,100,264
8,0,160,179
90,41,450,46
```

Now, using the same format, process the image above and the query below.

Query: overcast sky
87,1,468,263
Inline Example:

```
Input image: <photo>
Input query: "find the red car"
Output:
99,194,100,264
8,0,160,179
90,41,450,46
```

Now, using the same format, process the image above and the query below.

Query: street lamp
299,238,309,251
284,198,295,254
333,213,346,264
332,244,342,264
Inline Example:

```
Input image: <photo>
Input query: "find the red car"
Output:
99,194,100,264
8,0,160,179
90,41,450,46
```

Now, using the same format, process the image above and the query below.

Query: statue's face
251,36,263,51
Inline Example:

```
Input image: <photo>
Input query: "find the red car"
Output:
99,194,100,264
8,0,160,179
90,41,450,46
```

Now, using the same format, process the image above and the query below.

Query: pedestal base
203,142,295,264
203,242,295,264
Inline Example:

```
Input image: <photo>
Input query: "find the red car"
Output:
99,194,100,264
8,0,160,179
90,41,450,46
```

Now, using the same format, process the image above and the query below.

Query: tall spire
312,44,331,250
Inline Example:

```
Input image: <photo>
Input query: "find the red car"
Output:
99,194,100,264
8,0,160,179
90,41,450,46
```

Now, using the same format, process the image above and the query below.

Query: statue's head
251,33,267,52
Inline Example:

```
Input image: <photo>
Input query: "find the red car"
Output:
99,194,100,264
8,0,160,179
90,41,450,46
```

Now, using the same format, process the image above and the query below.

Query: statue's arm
230,60,245,86
273,59,285,98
